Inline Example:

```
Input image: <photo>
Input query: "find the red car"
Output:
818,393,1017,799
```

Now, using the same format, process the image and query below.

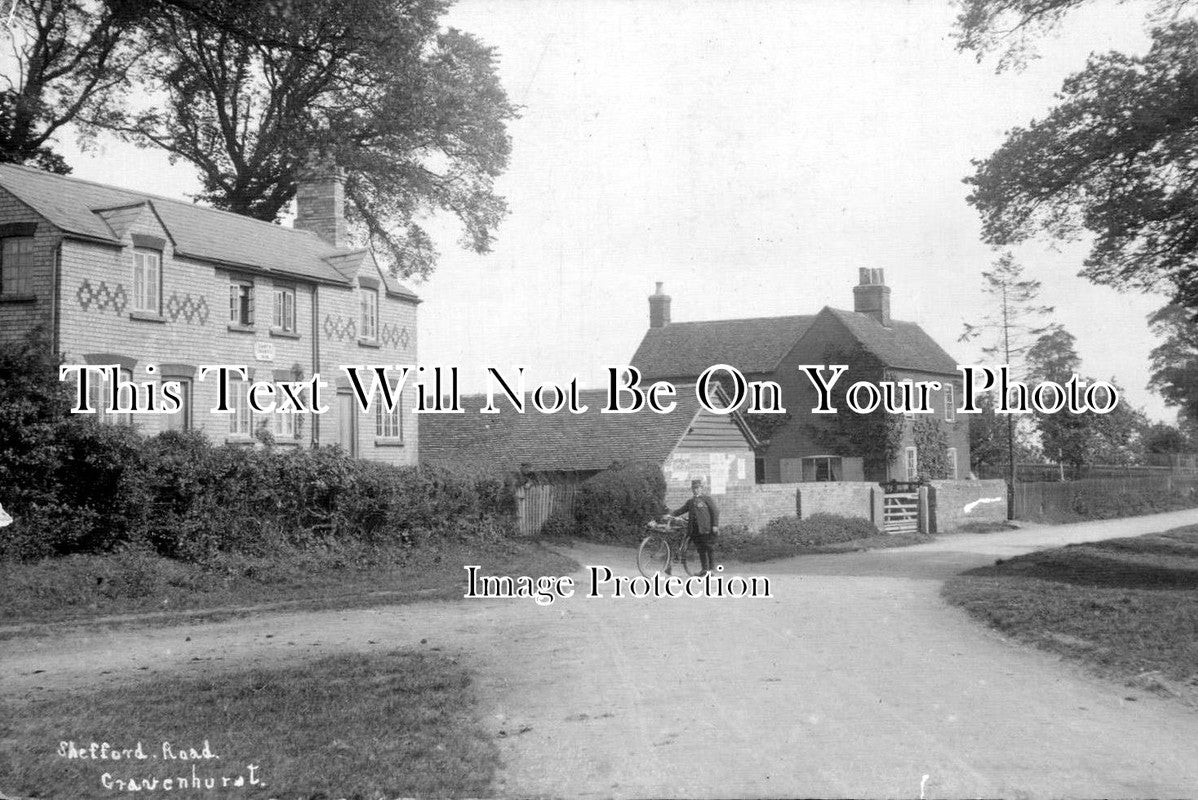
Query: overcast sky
60,0,1178,419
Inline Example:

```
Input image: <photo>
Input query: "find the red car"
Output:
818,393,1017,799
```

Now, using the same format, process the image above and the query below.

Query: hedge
0,425,517,563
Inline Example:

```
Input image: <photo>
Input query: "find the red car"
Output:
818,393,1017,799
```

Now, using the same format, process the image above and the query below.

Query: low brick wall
704,485,800,534
797,482,876,522
929,479,1008,531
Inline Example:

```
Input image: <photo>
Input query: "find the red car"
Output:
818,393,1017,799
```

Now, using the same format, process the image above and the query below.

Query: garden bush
568,462,666,542
759,513,878,547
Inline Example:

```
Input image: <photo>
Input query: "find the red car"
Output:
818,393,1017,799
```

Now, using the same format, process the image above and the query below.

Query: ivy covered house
630,269,969,483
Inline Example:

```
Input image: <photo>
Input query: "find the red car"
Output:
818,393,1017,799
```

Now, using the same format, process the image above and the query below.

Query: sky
57,0,1179,419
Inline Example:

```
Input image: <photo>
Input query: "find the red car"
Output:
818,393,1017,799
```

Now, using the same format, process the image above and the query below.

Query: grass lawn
0,649,496,799
943,525,1198,702
0,539,576,631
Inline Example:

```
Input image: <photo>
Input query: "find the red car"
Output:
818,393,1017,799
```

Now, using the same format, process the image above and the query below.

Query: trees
1026,326,1148,469
0,0,145,172
1148,303,1198,423
959,5,1198,311
3,0,516,278
960,252,1060,502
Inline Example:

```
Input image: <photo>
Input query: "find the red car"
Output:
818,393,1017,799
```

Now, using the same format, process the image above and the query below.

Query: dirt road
6,510,1198,798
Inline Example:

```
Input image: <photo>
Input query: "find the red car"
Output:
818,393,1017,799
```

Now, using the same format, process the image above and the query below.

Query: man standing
671,478,719,575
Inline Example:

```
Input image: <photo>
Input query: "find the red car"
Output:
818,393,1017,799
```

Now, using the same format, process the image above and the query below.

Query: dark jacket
672,494,719,538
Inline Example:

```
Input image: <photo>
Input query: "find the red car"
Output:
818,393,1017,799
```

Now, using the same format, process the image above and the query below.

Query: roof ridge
658,313,812,326
0,162,330,245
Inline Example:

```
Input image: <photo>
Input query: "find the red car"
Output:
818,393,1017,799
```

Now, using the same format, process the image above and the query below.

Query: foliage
1149,303,1198,425
912,415,952,480
1025,327,1148,468
1142,422,1193,455
1,421,517,562
758,513,879,548
3,0,515,279
568,462,666,543
86,0,516,279
804,345,904,480
0,0,146,172
960,251,1060,371
967,393,1006,471
964,18,1198,311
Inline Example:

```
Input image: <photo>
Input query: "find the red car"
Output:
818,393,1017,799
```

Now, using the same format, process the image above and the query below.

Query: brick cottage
0,162,419,464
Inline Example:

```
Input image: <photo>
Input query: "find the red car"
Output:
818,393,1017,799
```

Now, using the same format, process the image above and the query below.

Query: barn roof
630,315,816,379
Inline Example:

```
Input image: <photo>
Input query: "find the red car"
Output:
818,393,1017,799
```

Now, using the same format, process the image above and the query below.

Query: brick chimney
649,282,671,328
853,268,891,327
294,155,346,248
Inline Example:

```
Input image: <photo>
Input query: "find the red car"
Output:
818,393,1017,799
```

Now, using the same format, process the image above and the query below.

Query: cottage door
334,392,359,457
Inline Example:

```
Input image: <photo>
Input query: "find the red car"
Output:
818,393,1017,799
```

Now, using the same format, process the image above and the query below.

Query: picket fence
1012,474,1198,520
516,483,579,537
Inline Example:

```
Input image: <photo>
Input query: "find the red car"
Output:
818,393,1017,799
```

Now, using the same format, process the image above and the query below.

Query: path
5,510,1198,798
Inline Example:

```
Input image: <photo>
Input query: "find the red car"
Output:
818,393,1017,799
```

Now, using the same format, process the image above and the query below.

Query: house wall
663,406,756,507
9,199,417,465
760,313,969,483
0,189,55,346
318,261,419,466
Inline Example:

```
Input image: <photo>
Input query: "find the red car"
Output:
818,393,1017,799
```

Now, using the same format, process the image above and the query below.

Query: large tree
89,0,515,278
960,4,1198,311
0,0,146,172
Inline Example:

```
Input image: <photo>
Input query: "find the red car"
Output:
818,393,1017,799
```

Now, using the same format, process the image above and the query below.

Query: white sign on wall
254,342,275,362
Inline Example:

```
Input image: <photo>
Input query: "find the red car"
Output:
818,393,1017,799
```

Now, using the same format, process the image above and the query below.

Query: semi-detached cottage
0,162,419,464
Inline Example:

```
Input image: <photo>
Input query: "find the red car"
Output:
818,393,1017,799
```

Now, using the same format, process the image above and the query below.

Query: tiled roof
823,308,958,375
0,163,417,298
420,387,745,473
630,315,816,379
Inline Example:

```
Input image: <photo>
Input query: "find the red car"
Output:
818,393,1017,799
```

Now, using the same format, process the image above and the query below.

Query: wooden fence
1012,474,1198,521
516,483,579,537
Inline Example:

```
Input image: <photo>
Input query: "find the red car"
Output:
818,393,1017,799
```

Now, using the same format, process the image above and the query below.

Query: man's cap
691,479,703,488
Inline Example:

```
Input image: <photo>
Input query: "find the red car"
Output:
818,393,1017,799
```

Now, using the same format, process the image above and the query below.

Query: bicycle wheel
637,534,671,578
678,537,705,577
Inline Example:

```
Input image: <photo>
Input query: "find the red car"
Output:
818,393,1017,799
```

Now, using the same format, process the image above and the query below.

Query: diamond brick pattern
76,279,128,314
165,293,210,325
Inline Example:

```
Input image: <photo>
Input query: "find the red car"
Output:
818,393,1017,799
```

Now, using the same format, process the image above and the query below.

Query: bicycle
637,516,704,578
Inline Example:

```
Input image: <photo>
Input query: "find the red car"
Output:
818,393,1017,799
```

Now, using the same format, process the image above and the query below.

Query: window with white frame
947,447,958,479
229,379,252,437
273,407,296,439
1,237,35,296
230,280,254,326
376,398,403,441
132,249,161,314
88,367,133,426
360,287,378,340
904,446,918,481
272,286,296,332
944,383,956,422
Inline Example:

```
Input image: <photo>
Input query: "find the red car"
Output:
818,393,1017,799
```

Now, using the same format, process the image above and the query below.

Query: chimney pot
853,269,891,326
294,155,347,248
649,282,671,328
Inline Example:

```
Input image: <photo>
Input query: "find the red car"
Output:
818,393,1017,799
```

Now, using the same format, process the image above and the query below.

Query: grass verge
0,649,496,799
942,525,1198,703
0,539,576,630
718,531,934,562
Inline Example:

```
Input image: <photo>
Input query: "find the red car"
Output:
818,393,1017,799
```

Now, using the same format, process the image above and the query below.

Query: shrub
1,419,518,562
571,462,666,542
759,513,877,547
538,512,577,540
